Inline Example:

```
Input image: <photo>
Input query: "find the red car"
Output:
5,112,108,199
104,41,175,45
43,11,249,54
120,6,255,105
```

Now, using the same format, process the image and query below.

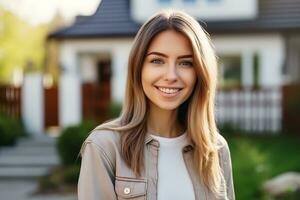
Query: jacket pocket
115,176,147,200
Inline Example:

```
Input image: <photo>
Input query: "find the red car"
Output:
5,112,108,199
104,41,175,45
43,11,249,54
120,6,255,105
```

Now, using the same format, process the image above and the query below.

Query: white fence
216,88,282,133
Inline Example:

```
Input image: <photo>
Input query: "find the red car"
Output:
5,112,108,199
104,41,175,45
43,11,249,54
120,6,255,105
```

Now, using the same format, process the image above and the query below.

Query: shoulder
216,133,232,164
84,128,121,152
86,128,120,147
81,128,121,162
216,133,229,149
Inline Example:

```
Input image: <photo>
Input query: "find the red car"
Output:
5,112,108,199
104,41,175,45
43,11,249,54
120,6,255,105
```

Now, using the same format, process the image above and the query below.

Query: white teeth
158,87,180,94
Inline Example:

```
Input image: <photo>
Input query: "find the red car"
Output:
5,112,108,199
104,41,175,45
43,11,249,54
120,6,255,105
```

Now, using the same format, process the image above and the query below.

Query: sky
0,0,101,25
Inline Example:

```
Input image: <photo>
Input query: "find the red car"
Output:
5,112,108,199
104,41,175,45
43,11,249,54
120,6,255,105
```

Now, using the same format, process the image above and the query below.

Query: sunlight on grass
225,134,300,200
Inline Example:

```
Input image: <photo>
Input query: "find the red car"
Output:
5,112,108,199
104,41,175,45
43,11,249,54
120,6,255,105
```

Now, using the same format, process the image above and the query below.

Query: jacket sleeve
220,139,235,200
78,141,117,200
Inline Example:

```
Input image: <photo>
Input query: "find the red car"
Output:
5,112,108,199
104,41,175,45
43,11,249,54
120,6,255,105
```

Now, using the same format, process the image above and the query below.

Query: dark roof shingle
49,0,140,38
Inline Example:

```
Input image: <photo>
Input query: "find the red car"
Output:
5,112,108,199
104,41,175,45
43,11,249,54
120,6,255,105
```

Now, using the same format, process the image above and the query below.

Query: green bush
276,189,300,200
0,114,26,146
109,101,122,118
226,134,300,200
57,120,97,166
37,165,80,194
63,165,81,184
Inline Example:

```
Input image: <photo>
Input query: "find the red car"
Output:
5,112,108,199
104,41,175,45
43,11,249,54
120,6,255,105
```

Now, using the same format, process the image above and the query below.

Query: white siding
212,34,285,88
131,0,257,22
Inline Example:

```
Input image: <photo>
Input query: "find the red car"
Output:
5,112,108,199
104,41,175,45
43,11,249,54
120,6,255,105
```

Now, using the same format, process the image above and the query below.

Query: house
47,0,300,133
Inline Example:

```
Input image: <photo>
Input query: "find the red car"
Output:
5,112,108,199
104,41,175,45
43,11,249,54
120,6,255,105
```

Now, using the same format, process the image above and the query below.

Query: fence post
21,73,44,135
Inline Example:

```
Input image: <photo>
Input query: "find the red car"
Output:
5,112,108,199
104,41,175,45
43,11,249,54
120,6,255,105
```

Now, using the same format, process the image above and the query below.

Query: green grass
224,133,300,200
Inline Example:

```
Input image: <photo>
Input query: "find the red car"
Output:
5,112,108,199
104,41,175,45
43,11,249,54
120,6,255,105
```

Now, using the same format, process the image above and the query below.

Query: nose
163,62,178,82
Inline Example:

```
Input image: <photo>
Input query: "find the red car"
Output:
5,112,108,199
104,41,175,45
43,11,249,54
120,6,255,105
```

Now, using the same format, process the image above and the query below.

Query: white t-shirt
150,132,195,200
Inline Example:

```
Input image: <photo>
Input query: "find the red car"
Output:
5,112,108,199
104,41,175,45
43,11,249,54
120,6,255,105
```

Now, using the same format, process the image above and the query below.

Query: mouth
155,86,183,95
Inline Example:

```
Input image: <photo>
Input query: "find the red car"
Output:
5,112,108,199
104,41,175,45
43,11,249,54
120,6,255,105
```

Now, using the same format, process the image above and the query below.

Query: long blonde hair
91,9,223,196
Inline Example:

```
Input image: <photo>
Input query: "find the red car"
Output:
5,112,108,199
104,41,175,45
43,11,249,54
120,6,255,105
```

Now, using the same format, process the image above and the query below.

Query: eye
179,60,193,67
150,58,164,65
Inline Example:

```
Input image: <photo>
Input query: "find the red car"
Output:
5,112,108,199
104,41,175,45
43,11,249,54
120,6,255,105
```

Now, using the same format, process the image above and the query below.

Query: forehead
147,30,193,55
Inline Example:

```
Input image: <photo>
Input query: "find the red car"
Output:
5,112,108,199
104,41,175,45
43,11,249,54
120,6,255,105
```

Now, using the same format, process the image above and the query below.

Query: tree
0,6,48,84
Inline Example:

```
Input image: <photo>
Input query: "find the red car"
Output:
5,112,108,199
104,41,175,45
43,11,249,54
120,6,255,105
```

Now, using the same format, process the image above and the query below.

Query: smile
155,86,183,95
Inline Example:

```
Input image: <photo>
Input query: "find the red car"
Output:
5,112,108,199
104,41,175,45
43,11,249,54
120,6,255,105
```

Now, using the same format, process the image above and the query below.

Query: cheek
141,65,160,86
141,66,149,88
141,65,153,93
183,69,197,89
191,73,197,88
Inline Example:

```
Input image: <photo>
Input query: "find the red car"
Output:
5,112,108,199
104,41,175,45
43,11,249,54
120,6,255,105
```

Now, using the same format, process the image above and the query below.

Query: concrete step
0,146,57,156
17,136,57,147
0,180,77,200
0,166,50,179
0,135,61,180
0,155,60,166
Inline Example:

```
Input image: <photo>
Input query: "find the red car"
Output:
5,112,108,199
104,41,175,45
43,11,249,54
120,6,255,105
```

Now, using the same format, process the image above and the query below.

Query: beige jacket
78,129,235,200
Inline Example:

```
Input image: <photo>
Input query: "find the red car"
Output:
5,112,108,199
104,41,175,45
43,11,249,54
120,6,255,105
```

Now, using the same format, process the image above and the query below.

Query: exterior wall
80,54,98,83
131,0,257,23
212,33,285,88
58,38,133,127
22,73,44,135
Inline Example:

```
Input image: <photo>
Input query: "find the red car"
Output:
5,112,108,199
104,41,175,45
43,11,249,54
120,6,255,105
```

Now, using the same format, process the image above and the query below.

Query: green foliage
0,114,26,146
224,134,300,200
261,189,300,200
63,165,81,184
274,189,300,200
0,6,48,83
57,120,97,166
37,166,79,194
218,122,240,135
109,101,122,118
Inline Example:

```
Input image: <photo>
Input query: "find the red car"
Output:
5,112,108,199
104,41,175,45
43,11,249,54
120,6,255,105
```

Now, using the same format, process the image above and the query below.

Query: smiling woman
78,9,235,200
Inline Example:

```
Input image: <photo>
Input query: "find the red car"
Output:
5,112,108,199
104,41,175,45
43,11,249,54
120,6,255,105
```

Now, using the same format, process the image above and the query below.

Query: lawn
224,133,300,200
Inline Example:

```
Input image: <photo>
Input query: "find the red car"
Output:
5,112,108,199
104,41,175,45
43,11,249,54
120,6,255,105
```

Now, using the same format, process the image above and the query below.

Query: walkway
0,135,77,200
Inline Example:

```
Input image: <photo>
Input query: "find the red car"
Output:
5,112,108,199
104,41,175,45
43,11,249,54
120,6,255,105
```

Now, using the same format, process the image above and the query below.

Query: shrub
63,165,81,184
0,114,26,146
109,101,122,118
57,120,96,166
37,166,79,194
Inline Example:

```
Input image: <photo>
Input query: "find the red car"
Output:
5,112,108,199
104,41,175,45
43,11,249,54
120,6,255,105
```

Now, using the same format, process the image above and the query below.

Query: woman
78,9,235,200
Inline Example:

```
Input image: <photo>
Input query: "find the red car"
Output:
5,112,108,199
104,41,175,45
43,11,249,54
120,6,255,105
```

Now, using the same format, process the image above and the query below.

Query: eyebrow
146,52,193,59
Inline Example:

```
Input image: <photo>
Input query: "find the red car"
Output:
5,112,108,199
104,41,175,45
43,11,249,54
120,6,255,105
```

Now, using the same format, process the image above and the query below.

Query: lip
155,86,183,89
154,86,182,98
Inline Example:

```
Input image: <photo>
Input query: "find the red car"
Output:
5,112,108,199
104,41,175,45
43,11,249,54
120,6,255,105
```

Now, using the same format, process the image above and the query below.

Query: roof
48,0,140,39
49,0,300,39
207,0,300,33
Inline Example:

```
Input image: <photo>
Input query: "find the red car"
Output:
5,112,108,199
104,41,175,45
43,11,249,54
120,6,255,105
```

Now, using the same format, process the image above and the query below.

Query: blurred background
0,0,300,199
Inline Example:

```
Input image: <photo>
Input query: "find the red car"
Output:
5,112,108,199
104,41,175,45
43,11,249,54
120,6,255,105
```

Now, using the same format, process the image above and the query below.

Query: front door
82,59,111,123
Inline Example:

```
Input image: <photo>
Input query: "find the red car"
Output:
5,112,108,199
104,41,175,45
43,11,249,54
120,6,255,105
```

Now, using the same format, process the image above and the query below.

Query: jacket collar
144,132,195,151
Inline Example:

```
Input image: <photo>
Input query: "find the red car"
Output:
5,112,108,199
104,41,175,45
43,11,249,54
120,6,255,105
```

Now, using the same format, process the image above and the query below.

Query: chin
154,102,181,111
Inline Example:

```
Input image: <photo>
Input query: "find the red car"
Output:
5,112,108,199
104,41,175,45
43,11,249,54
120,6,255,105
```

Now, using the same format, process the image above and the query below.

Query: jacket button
124,187,131,194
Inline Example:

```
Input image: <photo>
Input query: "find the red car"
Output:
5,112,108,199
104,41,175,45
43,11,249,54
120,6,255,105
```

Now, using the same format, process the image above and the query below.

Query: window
218,55,242,89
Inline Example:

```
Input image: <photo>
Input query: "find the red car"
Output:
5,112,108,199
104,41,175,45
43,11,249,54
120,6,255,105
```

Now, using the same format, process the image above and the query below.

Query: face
141,30,197,112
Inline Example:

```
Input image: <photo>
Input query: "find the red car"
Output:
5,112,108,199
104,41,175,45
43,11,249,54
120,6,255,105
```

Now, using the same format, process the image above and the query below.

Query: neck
147,103,184,138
